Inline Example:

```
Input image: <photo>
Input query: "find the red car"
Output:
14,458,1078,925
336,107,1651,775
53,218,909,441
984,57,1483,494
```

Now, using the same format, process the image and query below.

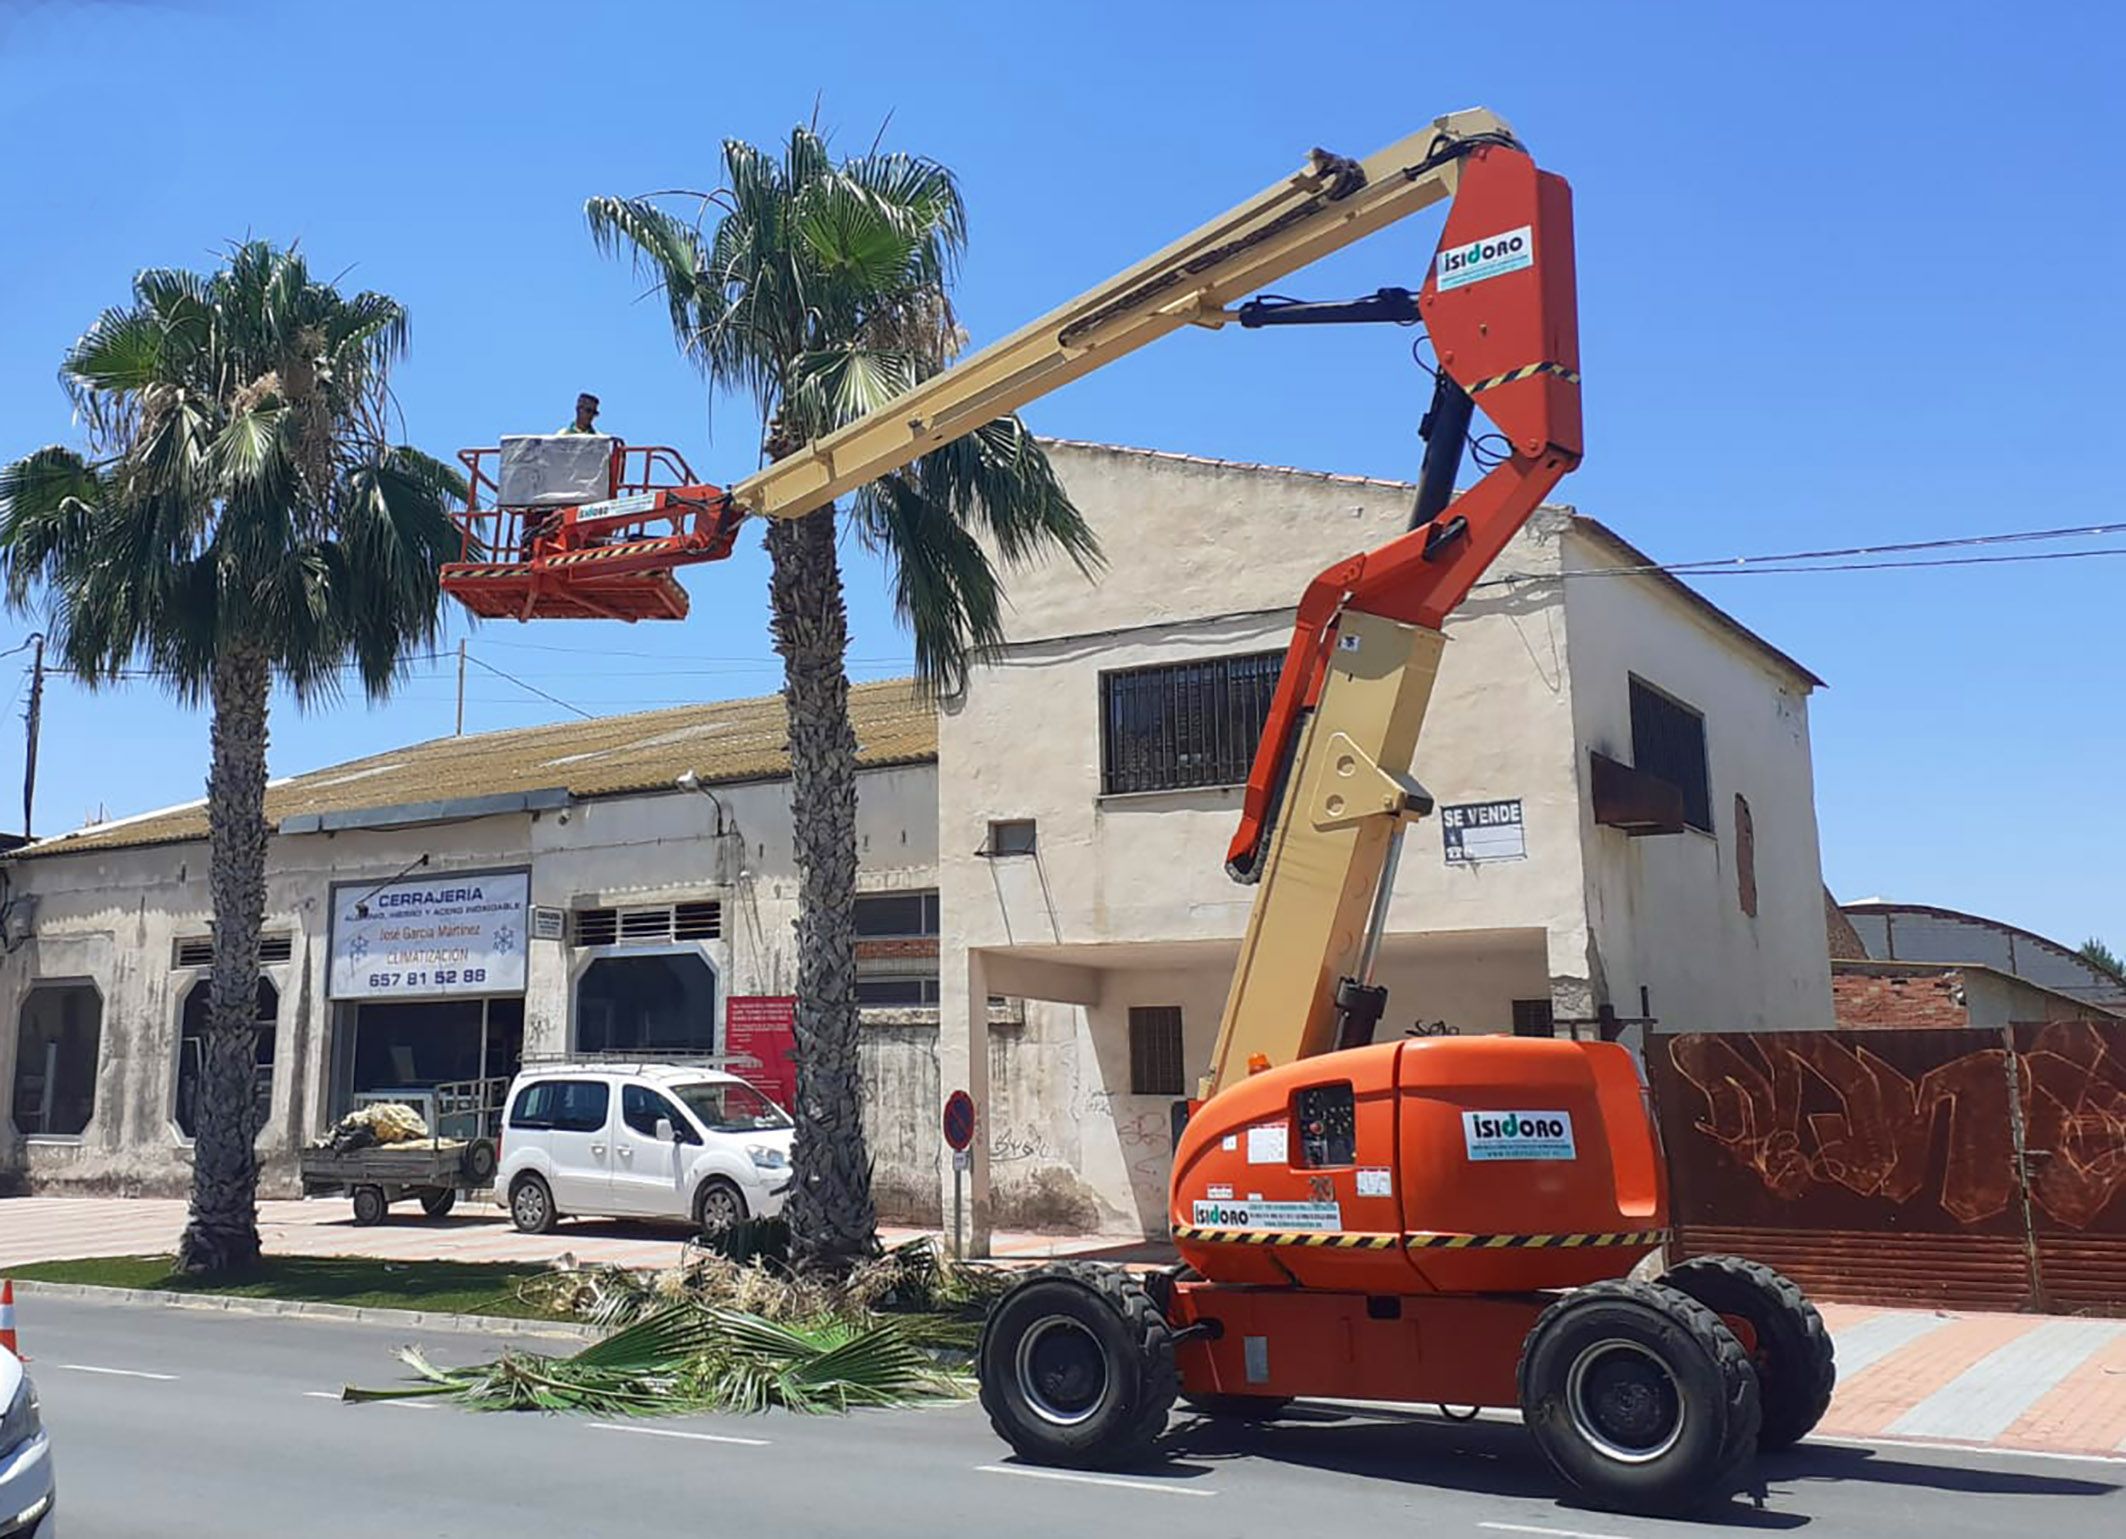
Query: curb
11,1279,599,1341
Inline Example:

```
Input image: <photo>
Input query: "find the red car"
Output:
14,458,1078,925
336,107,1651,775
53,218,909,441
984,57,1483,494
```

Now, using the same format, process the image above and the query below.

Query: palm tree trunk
767,505,876,1273
177,644,271,1275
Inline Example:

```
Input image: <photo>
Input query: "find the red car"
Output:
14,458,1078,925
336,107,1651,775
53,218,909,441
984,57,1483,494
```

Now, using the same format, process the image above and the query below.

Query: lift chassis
964,125,1835,1515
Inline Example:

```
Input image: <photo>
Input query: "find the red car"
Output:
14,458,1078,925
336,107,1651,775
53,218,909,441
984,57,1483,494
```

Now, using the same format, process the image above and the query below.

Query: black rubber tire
509,1173,558,1234
1663,1255,1835,1451
1518,1280,1762,1516
461,1138,498,1185
419,1188,458,1219
350,1185,388,1227
1181,1393,1292,1422
694,1178,748,1234
978,1262,1178,1469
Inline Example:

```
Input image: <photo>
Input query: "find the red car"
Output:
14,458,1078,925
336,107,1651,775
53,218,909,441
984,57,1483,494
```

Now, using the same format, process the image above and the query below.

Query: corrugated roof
19,677,935,859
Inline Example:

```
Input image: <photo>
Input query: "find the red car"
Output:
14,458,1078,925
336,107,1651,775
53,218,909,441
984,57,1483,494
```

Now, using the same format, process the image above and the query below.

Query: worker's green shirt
558,424,594,434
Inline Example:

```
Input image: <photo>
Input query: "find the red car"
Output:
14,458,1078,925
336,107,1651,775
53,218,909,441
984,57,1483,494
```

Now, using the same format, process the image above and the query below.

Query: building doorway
339,995,523,1127
574,951,717,1054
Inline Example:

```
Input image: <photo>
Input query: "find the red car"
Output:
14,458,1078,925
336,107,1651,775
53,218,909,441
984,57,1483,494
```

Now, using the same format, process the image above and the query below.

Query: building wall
1561,526,1833,1034
0,764,943,1201
1831,969,1970,1029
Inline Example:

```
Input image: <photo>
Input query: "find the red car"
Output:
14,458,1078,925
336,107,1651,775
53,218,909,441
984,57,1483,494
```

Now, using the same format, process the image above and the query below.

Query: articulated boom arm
726,109,1520,522
1200,140,1582,1097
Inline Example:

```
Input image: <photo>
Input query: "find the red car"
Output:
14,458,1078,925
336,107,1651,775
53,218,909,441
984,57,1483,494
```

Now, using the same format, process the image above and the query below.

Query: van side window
551,1080,610,1134
1294,1083,1357,1167
622,1084,691,1141
509,1082,557,1130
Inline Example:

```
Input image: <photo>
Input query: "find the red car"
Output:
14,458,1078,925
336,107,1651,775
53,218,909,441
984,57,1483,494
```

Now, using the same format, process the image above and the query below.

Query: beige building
0,442,1831,1245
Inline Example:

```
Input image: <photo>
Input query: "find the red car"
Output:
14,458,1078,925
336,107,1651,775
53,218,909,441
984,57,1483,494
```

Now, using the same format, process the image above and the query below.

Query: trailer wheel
350,1185,389,1227
1518,1280,1761,1515
1181,1393,1292,1422
978,1262,1177,1468
419,1188,457,1219
1663,1255,1834,1450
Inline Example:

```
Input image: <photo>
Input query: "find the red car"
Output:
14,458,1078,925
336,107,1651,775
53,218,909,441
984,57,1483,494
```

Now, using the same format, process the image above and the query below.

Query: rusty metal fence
1647,1021,2126,1314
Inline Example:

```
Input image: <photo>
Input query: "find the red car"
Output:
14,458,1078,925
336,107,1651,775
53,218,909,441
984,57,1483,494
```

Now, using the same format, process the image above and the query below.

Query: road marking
1479,1523,1630,1539
1888,1319,2124,1443
60,1363,176,1381
975,1464,1213,1497
587,1421,769,1447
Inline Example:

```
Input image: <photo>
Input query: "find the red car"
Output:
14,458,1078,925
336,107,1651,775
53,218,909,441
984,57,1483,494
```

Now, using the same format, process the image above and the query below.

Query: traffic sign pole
942,1090,976,1260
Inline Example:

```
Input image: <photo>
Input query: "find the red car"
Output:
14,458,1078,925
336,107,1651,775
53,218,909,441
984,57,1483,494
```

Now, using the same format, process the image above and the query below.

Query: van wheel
978,1262,1178,1468
350,1185,388,1226
510,1174,557,1234
694,1178,747,1233
1662,1255,1835,1450
1518,1280,1761,1515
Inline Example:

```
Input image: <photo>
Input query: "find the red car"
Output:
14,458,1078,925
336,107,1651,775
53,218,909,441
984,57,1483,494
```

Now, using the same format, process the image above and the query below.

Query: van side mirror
654,1117,676,1144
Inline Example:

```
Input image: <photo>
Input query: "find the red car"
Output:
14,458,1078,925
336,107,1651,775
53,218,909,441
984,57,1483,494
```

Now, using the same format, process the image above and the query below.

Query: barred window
1100,652,1283,795
1128,1006,1186,1096
1629,678,1712,833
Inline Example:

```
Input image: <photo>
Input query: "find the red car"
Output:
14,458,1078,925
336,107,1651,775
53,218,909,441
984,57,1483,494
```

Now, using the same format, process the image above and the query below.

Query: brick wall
1832,968,1970,1029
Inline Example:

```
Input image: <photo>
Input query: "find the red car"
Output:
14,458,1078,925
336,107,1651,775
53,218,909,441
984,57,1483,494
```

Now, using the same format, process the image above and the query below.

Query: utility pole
23,633,44,839
455,639,467,736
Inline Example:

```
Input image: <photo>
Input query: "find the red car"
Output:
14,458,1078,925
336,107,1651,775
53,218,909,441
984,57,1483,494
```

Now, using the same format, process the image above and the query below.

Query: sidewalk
3,1196,2120,1459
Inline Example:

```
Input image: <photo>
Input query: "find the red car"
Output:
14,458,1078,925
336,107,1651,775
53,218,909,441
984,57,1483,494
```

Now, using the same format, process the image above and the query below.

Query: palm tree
0,242,462,1274
589,125,1100,1272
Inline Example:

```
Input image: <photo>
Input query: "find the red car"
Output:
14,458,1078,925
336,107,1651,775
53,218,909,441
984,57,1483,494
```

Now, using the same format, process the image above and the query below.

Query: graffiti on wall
1655,1021,2126,1233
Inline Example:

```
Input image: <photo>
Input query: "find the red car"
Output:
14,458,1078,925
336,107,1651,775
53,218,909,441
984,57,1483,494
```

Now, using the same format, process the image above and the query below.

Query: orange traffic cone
0,1279,17,1358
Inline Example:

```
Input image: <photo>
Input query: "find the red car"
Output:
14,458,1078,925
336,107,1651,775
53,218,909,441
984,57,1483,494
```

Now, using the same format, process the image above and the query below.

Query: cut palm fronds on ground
516,1235,1011,1347
344,1302,967,1414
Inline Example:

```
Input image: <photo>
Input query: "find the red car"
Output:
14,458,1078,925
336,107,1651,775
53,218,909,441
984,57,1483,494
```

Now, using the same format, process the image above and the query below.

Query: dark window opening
1128,1005,1186,1096
853,891,939,938
855,975,940,1007
1101,651,1283,795
1295,1082,1357,1167
175,978,278,1138
12,983,102,1136
1511,998,1556,1038
1629,677,1712,833
353,997,521,1096
575,953,717,1054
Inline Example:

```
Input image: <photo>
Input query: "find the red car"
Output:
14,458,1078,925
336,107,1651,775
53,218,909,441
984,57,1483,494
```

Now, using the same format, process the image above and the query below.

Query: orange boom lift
450,110,1832,1515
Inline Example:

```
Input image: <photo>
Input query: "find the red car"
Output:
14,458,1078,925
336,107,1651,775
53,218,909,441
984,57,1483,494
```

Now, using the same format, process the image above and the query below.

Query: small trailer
300,1077,507,1225
299,1135,499,1225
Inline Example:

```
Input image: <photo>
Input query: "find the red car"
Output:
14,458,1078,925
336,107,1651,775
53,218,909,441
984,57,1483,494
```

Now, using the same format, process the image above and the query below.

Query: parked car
494,1062,793,1234
0,1348,52,1537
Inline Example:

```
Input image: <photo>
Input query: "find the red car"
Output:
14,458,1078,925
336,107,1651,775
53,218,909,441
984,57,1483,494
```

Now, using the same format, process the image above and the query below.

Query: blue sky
0,0,2116,952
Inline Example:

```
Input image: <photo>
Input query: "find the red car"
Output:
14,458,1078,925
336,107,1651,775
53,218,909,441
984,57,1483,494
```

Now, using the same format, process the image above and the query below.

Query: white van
494,1062,794,1233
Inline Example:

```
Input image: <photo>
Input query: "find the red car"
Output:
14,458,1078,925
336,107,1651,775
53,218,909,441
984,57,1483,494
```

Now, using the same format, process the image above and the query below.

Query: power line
462,652,593,719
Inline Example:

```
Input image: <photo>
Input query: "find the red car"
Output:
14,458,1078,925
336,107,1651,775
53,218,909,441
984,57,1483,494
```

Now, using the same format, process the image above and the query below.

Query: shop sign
329,870,530,999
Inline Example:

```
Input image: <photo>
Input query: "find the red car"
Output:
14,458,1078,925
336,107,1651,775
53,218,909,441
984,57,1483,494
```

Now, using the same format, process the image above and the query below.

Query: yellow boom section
726,108,1513,522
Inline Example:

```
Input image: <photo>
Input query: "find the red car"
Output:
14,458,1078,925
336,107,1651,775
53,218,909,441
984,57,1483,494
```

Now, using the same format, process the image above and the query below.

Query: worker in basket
520,391,605,558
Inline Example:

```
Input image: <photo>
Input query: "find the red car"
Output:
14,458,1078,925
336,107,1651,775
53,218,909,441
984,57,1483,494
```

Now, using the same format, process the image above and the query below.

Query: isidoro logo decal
1436,225,1534,291
1461,1109,1576,1161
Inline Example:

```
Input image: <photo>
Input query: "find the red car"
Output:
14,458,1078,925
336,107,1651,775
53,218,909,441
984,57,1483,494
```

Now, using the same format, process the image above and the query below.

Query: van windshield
673,1080,792,1133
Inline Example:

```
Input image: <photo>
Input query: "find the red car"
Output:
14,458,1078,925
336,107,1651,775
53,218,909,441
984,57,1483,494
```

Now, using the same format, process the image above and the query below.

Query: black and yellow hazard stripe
1406,1229,1666,1250
546,538,683,569
1171,1224,1399,1250
1171,1224,1666,1251
1467,360,1580,394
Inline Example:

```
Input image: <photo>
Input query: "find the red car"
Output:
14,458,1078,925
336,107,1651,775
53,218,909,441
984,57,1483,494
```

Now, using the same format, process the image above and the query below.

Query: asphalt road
18,1294,2126,1539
